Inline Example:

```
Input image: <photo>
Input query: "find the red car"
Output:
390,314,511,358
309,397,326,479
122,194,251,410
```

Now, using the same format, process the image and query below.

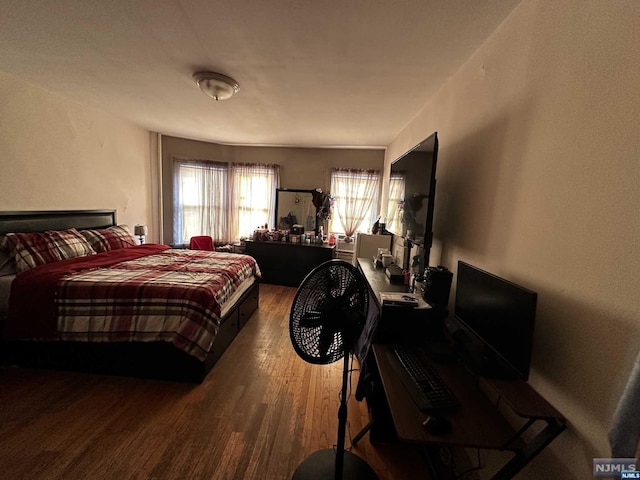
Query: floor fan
290,259,379,480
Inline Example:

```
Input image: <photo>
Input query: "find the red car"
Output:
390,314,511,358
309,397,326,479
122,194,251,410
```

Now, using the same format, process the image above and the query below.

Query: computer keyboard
388,345,460,412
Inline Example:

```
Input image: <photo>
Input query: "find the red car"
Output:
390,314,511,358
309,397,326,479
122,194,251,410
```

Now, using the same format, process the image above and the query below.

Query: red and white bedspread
7,245,261,361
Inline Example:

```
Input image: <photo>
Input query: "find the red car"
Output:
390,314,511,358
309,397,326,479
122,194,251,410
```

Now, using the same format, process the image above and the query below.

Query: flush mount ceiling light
193,71,240,101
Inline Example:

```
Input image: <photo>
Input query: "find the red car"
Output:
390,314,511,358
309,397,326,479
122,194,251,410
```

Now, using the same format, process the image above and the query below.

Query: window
230,163,279,239
329,168,380,237
173,159,279,245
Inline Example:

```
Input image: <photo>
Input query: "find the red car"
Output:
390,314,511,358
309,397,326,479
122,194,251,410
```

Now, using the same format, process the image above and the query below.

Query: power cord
345,353,355,451
345,353,367,452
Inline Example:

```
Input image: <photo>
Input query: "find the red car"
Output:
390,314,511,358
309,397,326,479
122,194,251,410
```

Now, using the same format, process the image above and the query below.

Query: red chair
189,236,214,251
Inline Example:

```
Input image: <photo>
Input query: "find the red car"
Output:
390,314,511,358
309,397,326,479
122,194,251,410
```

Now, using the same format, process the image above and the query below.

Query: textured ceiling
0,0,520,148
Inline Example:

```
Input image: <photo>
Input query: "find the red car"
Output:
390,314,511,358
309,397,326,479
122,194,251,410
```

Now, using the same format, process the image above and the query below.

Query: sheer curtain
329,168,380,237
386,173,405,236
228,163,280,239
173,159,280,244
173,159,228,245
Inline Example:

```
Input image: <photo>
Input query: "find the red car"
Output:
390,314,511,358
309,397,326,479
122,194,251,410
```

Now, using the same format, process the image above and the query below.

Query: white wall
0,71,153,236
386,1,640,478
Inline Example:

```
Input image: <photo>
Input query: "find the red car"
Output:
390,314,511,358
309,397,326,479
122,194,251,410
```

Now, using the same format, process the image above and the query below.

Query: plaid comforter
7,245,261,361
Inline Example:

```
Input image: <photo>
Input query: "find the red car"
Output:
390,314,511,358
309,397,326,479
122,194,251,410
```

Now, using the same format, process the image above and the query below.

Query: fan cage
290,260,368,365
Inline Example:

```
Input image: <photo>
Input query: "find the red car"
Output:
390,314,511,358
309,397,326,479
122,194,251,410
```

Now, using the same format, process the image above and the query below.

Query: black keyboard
388,346,460,412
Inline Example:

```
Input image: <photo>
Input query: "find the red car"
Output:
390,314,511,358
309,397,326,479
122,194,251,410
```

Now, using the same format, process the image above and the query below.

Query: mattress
0,274,254,323
221,276,255,318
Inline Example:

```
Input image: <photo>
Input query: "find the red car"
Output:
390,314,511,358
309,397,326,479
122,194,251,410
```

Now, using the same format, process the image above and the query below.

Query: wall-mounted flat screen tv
386,132,438,249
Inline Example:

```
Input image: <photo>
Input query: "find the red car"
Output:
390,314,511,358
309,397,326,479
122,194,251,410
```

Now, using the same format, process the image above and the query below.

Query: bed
0,210,260,382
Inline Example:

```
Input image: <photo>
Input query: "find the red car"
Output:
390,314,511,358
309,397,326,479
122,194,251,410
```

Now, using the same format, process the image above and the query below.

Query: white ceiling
0,0,520,148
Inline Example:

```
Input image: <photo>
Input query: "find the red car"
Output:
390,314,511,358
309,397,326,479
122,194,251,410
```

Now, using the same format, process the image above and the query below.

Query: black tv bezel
453,261,537,381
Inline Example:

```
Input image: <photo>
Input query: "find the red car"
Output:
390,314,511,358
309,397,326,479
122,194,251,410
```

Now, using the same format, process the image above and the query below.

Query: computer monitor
453,261,537,380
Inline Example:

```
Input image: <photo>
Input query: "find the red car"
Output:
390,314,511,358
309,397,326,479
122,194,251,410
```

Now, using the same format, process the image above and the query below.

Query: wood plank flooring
0,284,433,480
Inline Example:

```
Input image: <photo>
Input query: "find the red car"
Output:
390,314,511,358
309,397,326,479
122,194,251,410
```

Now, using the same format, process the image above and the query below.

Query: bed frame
0,210,259,382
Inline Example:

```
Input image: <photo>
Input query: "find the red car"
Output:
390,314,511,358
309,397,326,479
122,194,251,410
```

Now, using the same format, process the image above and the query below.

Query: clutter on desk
380,292,431,309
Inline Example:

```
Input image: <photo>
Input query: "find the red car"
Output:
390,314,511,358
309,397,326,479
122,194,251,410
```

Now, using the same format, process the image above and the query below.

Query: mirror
275,189,317,232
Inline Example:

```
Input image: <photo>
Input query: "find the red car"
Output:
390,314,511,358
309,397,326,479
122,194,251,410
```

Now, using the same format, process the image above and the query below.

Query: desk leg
352,420,375,446
491,419,566,480
421,446,457,480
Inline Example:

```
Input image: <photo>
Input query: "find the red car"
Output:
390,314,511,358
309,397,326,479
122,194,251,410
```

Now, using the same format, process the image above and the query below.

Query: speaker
421,266,453,307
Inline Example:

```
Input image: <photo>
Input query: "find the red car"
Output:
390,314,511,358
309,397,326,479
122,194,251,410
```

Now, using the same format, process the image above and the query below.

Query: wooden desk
353,257,449,445
372,344,566,479
354,257,564,477
356,257,447,346
374,344,521,450
357,256,410,305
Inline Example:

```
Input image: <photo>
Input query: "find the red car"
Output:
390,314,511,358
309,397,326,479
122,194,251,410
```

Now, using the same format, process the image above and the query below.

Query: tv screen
454,261,537,380
386,132,438,248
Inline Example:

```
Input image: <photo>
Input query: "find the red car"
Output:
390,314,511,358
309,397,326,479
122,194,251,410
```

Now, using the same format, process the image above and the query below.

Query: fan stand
292,354,379,480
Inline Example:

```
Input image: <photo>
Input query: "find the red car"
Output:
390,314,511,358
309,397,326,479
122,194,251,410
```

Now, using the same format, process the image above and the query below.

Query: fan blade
335,266,351,292
317,321,341,358
341,274,359,304
299,294,342,327
306,281,337,312
340,308,366,346
299,311,323,328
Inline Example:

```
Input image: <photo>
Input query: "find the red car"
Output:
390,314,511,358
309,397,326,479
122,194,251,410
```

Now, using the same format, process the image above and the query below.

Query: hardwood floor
0,284,433,480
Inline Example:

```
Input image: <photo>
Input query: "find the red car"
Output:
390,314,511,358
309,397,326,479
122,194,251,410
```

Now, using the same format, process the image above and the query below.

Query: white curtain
173,159,280,245
229,163,280,239
386,173,405,235
329,168,380,237
173,159,228,245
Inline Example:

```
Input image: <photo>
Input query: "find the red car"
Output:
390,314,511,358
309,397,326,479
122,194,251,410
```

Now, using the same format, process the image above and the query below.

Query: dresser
244,241,335,287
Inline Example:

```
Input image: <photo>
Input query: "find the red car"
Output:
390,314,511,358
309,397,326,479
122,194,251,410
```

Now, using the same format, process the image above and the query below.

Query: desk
372,344,566,479
356,257,446,345
354,258,565,479
357,256,410,300
353,257,447,443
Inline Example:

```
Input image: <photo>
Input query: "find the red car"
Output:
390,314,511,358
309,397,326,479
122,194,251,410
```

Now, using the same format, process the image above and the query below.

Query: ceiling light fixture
193,71,240,101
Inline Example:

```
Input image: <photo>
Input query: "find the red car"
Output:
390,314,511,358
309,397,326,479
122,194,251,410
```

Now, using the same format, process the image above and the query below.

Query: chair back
189,236,214,250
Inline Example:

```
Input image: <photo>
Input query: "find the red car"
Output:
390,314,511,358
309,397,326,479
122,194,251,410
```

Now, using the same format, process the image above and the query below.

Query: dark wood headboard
0,210,116,235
